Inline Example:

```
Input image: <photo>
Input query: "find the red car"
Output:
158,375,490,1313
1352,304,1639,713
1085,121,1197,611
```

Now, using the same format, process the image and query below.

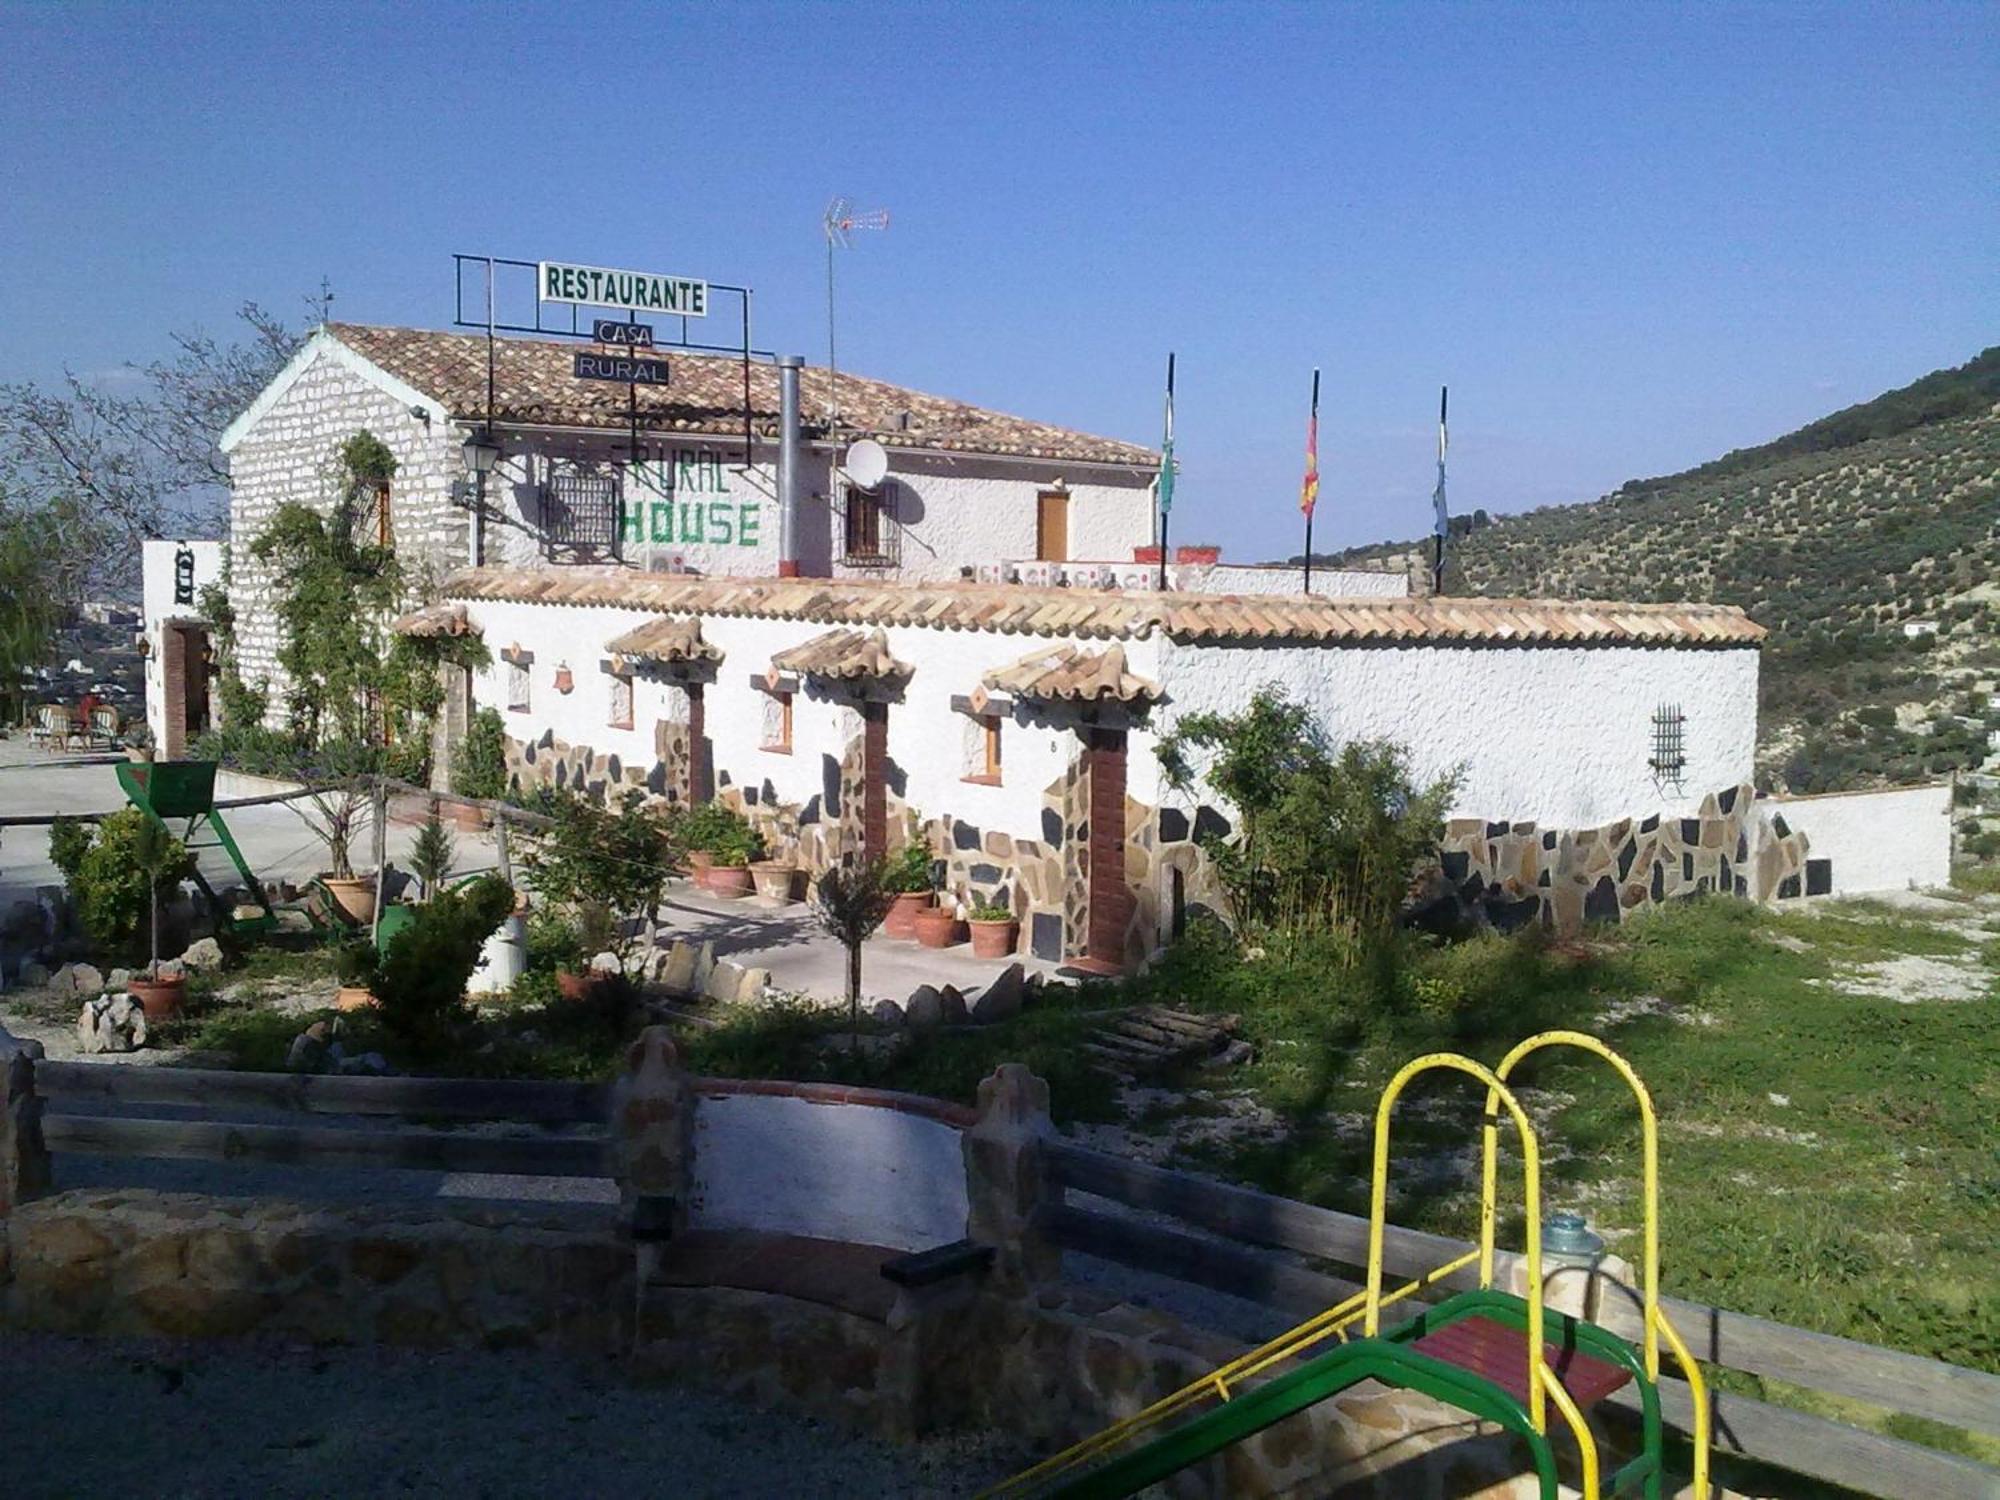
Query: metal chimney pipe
776,355,805,578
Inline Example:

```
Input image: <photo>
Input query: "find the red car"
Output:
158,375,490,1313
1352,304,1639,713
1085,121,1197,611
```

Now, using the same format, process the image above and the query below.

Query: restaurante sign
539,260,708,317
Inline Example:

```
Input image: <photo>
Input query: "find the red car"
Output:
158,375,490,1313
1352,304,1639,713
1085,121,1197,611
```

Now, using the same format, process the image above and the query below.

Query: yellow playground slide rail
982,1032,1712,1500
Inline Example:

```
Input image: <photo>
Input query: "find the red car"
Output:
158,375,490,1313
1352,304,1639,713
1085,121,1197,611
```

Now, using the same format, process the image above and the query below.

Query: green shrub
453,707,508,801
523,789,672,964
373,874,513,1058
48,816,92,882
676,802,755,859
880,840,936,894
60,810,194,961
968,901,1016,922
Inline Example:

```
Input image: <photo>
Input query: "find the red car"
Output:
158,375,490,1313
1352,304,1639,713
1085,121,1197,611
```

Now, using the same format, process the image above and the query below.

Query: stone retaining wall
1,1191,626,1352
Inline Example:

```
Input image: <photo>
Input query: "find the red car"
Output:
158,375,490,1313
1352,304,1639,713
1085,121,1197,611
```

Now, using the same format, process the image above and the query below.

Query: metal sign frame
452,252,776,470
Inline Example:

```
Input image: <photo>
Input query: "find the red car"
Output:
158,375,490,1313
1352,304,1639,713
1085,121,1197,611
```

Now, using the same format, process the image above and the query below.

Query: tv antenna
823,196,889,427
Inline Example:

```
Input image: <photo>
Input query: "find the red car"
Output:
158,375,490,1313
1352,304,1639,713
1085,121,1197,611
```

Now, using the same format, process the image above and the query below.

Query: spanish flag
1299,370,1321,518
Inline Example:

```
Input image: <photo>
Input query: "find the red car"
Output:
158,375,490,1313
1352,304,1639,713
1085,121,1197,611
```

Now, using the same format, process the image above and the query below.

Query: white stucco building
146,319,1806,964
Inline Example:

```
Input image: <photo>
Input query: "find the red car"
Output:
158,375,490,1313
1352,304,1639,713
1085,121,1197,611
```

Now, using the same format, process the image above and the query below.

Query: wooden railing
1043,1139,2000,1500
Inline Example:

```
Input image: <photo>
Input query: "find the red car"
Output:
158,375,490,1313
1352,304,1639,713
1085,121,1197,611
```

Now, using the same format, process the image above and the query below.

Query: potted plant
674,802,738,883
967,900,1020,958
810,859,892,1048
125,815,191,1022
449,708,508,831
751,853,798,903
521,789,671,993
880,840,937,939
913,895,965,950
705,830,759,898
333,937,378,1011
558,901,616,999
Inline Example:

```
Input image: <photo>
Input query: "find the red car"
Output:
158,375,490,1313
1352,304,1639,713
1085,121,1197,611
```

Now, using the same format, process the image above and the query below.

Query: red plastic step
1409,1315,1633,1408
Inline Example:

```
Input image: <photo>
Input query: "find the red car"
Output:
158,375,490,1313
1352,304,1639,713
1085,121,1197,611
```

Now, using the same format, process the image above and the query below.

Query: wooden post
962,1063,1058,1291
369,778,389,949
0,1024,52,1214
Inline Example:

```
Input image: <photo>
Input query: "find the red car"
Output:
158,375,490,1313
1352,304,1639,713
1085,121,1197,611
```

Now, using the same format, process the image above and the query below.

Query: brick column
0,1025,51,1216
1083,727,1129,970
687,685,709,806
962,1063,1058,1291
862,701,888,864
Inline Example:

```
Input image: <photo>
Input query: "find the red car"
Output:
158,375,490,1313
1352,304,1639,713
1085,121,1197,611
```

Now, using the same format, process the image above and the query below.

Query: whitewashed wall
1152,637,1761,829
140,539,224,746
1769,782,1954,895
687,1093,968,1252
1196,565,1409,598
461,597,1165,832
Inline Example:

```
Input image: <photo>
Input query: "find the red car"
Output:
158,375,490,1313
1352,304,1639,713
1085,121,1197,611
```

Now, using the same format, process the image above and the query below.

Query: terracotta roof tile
984,643,1160,704
604,615,722,665
389,601,478,638
440,566,1765,648
769,627,910,680
325,323,1156,467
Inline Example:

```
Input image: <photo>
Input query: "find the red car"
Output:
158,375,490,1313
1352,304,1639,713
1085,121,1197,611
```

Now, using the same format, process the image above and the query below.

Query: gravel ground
0,1332,1020,1499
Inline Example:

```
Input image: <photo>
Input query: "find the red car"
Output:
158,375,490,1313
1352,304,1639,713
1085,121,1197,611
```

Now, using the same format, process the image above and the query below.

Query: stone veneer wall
225,352,465,717
1437,783,1814,933
1,1190,1687,1498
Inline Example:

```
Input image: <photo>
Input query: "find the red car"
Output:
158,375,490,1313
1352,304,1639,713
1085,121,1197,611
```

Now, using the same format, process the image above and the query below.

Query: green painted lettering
619,501,644,544
678,502,705,543
710,503,733,545
650,501,673,543
677,451,697,492
737,502,760,548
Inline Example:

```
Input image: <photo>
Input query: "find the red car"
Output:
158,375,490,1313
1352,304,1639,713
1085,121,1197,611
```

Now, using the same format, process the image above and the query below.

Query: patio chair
88,703,120,747
31,704,74,753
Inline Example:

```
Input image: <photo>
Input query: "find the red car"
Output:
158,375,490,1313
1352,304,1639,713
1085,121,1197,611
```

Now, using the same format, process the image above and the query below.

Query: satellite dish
842,438,889,490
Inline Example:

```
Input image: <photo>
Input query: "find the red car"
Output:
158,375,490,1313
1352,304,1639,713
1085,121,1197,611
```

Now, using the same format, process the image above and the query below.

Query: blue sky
2,0,1993,560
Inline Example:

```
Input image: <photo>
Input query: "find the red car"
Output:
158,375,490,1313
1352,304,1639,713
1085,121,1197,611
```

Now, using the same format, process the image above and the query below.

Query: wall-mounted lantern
462,430,503,475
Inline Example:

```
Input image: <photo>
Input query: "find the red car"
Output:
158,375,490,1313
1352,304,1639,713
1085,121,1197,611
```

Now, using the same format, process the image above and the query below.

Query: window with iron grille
838,482,899,568
1649,703,1686,788
542,466,622,562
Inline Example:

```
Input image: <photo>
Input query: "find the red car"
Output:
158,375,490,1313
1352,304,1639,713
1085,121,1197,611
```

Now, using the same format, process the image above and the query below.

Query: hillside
1318,349,2000,798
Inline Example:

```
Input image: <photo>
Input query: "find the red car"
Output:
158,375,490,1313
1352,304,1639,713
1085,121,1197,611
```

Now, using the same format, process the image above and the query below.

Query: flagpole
1302,367,1320,595
1431,384,1449,596
1160,352,1175,592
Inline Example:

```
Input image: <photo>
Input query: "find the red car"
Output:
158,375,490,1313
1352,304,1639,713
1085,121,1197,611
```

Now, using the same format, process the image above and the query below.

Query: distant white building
143,320,1787,963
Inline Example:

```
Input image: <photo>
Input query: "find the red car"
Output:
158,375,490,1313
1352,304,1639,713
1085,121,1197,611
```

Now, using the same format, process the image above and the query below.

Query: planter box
913,909,965,950
751,863,798,903
1132,545,1163,563
127,974,185,1022
968,918,1019,958
883,890,933,940
1175,544,1222,566
706,865,754,899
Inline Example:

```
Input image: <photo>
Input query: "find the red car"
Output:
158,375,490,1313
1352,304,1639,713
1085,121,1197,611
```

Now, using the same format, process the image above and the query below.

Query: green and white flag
1157,353,1177,515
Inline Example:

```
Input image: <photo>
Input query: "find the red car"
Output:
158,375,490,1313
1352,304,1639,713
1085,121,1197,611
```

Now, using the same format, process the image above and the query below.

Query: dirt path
0,1332,1016,1499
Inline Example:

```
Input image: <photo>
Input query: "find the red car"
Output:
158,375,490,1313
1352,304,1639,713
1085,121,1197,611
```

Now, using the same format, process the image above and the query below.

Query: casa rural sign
573,352,670,385
539,259,708,318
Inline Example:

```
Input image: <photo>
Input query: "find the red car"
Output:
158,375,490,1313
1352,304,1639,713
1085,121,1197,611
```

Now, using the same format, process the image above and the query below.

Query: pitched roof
984,643,1160,704
389,601,479,638
770,627,910,680
604,615,722,666
439,566,1766,648
322,323,1156,468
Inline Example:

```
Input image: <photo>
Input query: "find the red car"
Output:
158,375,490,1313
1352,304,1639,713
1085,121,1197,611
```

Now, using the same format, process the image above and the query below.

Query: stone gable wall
226,353,465,721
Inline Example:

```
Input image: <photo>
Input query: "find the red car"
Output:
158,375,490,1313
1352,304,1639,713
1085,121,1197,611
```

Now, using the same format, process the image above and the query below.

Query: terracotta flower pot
557,968,608,1002
706,864,753,899
913,907,965,950
750,861,797,903
969,918,1020,959
883,890,934,940
323,874,377,925
335,985,377,1012
128,974,186,1022
686,850,715,882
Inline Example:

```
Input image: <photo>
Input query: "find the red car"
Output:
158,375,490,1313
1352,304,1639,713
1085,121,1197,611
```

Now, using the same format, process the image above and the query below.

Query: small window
1649,702,1686,789
761,688,793,753
964,714,1002,785
372,481,393,549
839,483,898,568
608,671,634,731
507,660,531,713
